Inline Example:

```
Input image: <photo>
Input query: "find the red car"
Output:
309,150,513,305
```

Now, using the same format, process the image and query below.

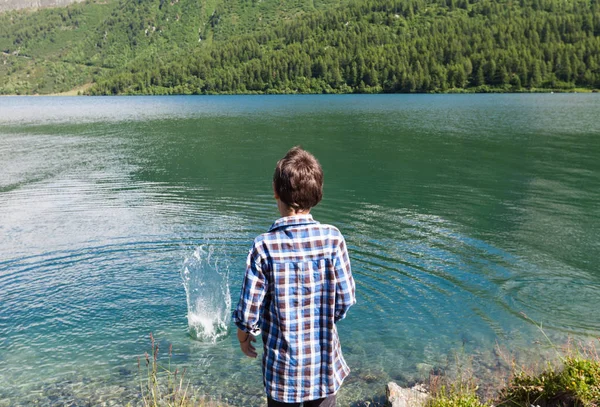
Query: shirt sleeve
232,243,267,335
333,235,356,323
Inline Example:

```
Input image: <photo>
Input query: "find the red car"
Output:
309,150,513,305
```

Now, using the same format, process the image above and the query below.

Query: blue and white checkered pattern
233,214,356,403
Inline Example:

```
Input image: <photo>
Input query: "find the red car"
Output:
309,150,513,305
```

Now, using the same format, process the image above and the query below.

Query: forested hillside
0,0,346,94
1,1,114,94
1,0,599,95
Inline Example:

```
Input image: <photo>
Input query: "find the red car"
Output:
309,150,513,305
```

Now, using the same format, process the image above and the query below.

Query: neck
286,209,310,216
277,200,311,217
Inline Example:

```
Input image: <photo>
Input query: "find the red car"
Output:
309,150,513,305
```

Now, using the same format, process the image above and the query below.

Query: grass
426,353,492,407
497,340,600,407
134,333,229,407
135,330,599,407
427,389,489,407
425,323,600,407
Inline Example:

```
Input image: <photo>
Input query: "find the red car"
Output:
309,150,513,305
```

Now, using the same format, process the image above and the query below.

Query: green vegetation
426,353,493,407
498,354,600,407
1,0,600,94
0,0,344,94
428,389,490,407
0,1,115,94
427,376,491,407
425,339,600,407
138,334,599,407
136,333,229,407
90,0,600,95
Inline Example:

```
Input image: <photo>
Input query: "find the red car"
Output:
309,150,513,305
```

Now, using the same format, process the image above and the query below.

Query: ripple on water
2,95,600,405
0,240,179,389
314,202,598,392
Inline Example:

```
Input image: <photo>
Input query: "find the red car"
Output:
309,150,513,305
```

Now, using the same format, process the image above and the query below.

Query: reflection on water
0,95,599,406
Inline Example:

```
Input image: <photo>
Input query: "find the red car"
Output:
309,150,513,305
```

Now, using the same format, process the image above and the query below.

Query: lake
1,94,599,406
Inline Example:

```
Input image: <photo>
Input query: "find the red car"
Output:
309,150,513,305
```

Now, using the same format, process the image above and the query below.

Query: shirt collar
268,214,318,231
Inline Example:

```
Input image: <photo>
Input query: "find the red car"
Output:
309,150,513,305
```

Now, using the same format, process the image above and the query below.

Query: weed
496,318,600,407
136,333,227,407
426,357,490,407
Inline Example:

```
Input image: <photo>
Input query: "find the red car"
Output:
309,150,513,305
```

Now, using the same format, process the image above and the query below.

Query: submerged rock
386,382,428,407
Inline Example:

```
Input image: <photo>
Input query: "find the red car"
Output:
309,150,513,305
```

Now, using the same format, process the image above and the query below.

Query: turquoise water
0,94,599,406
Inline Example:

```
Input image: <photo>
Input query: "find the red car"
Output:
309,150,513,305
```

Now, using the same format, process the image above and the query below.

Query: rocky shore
386,382,429,407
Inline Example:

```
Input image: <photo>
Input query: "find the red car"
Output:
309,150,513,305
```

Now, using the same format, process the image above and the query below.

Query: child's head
273,146,323,211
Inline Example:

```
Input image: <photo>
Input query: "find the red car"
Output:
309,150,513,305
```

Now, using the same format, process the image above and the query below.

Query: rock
386,382,429,407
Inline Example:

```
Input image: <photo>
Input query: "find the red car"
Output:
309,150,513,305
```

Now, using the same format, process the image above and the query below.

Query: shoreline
0,83,93,97
0,90,600,98
1,87,597,97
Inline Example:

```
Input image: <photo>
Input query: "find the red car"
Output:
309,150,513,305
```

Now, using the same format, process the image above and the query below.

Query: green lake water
0,94,599,406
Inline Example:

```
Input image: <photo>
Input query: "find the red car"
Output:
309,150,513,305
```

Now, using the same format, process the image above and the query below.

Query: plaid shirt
233,214,356,403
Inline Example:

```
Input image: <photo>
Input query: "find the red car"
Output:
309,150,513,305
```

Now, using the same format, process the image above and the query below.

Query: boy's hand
237,328,257,358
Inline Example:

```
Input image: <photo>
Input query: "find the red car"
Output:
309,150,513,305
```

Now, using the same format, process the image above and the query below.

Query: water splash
181,245,231,343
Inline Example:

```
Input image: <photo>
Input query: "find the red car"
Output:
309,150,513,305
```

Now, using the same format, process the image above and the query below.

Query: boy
233,146,356,407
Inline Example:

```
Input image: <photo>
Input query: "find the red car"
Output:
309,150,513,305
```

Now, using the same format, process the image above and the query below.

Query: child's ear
273,183,279,199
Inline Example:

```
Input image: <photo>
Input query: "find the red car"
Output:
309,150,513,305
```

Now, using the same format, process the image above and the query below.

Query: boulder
386,382,429,407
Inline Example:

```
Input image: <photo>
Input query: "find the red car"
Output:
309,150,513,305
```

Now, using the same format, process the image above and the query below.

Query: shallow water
1,94,599,406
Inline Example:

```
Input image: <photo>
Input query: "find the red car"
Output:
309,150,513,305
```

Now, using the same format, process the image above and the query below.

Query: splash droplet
181,245,231,343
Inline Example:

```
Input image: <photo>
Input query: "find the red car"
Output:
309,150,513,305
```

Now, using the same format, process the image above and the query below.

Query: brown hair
273,146,323,210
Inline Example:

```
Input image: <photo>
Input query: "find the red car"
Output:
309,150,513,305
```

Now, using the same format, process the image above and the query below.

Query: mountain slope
91,0,600,94
1,0,599,95
0,0,348,94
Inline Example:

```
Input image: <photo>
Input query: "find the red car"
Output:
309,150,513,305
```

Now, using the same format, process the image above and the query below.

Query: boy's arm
333,236,356,323
232,245,267,356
